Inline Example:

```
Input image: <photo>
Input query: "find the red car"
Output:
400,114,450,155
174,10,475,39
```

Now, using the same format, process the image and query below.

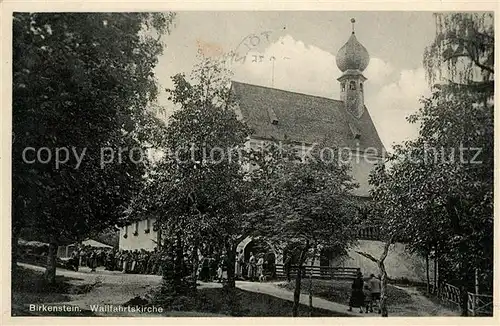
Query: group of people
68,245,279,284
236,251,276,282
198,251,276,283
348,270,382,314
68,247,164,275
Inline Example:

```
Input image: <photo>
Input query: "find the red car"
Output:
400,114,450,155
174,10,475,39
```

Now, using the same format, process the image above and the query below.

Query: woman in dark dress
89,250,98,272
348,270,365,313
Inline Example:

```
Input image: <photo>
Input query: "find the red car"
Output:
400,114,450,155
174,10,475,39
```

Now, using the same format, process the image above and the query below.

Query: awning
80,239,113,249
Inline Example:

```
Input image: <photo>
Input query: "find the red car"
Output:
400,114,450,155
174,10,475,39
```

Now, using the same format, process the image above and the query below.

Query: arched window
341,82,346,92
349,81,356,90
359,83,363,92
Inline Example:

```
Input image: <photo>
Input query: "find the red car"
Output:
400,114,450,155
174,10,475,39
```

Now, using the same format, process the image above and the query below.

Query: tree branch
355,250,378,263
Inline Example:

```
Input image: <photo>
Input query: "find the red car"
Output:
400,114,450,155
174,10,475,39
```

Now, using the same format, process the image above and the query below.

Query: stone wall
331,239,435,283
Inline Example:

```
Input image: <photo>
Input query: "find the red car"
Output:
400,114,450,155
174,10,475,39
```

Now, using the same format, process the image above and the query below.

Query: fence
436,282,493,316
467,293,494,316
275,264,358,280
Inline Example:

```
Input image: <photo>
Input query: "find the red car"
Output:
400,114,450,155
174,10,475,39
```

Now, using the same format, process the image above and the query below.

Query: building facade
119,218,159,251
119,21,431,281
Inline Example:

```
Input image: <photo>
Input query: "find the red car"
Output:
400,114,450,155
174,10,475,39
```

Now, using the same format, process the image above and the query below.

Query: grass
278,278,413,307
11,266,97,316
151,287,351,317
12,265,349,317
195,288,351,317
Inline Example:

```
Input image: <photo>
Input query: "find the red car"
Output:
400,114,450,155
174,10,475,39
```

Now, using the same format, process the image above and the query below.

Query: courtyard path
16,263,457,317
390,285,458,316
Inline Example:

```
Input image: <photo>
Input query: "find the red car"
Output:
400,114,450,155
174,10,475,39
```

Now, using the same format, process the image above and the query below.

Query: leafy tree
12,12,175,283
252,141,359,316
130,53,259,311
423,12,493,98
367,12,493,316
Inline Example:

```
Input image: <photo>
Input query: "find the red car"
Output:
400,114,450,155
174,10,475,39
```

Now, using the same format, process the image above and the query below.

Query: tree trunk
192,245,199,289
433,252,438,294
379,260,389,317
157,227,162,251
225,243,237,289
44,241,58,284
308,247,317,316
223,243,239,316
292,242,309,317
356,238,392,316
173,231,183,291
292,263,303,317
460,284,469,316
12,228,20,268
426,253,430,295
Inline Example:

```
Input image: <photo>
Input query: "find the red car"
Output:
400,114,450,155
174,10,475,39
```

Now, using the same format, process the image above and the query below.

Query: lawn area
278,278,413,307
12,265,350,317
164,287,351,317
11,266,97,316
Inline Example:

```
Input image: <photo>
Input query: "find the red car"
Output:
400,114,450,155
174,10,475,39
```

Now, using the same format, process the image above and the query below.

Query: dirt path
235,281,367,317
17,263,458,317
391,285,459,316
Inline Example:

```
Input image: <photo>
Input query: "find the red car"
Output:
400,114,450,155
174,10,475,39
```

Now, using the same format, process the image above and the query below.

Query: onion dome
336,18,370,72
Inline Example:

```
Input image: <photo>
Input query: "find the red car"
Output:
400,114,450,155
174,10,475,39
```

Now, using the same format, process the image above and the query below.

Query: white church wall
119,218,158,251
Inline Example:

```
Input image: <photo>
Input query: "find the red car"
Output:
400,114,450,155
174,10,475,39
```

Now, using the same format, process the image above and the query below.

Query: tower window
349,81,356,90
360,83,363,92
341,82,346,92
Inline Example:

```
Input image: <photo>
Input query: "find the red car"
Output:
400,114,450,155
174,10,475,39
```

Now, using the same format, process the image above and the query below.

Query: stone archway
236,237,280,275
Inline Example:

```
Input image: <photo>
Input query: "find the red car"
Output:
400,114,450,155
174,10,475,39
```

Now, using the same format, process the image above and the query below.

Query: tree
12,12,175,283
252,141,359,316
423,12,494,98
130,53,258,311
366,12,493,316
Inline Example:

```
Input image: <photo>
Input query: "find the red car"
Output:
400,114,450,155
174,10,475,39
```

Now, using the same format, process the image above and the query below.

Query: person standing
71,249,80,272
256,255,264,279
368,274,382,314
89,250,97,272
235,250,244,279
348,270,365,313
247,252,256,282
200,256,210,282
220,254,228,283
283,253,292,282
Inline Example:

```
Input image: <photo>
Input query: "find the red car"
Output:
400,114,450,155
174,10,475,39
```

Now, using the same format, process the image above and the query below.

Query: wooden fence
275,264,358,280
435,282,493,316
467,293,494,316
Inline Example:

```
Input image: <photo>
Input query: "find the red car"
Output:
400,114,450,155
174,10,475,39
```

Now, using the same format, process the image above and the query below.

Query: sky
153,11,437,151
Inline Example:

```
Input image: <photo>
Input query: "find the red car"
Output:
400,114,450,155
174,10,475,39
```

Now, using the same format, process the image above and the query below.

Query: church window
341,82,346,91
349,81,356,90
145,218,151,233
124,225,128,238
359,83,363,92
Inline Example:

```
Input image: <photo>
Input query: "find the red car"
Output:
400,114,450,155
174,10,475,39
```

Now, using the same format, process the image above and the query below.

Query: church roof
230,81,386,155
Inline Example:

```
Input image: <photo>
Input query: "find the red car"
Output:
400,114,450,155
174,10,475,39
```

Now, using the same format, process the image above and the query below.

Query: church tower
336,18,370,118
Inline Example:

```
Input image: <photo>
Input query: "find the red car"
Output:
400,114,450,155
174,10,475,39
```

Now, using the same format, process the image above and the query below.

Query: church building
119,19,432,282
